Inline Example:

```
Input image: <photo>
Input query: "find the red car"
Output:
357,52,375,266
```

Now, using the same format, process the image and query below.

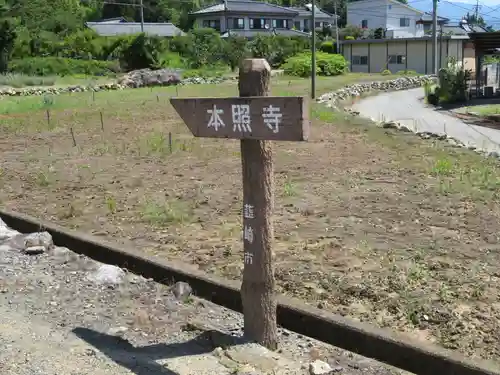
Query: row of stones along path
353,87,500,153
0,218,408,375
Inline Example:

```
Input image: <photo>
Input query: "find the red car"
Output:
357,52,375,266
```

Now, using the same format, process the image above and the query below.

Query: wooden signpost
170,59,309,350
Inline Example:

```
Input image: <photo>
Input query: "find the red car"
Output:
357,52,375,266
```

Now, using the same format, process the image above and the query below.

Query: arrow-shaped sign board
170,96,309,141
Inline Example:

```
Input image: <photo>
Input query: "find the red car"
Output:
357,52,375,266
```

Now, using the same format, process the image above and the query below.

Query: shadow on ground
73,327,247,375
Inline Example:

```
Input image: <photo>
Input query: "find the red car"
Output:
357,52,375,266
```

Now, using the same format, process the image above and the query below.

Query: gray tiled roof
420,12,448,22
286,5,335,19
221,28,310,38
442,26,467,35
86,22,185,37
192,0,298,15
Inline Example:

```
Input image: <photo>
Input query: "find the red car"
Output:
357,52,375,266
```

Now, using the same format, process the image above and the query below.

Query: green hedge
8,57,121,76
281,52,347,77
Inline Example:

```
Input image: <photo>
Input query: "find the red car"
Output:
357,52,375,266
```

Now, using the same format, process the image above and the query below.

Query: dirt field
1,74,500,363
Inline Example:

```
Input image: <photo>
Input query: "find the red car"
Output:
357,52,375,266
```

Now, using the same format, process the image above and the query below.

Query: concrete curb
1,208,499,375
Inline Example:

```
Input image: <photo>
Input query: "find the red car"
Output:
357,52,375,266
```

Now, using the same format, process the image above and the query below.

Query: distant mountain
409,0,500,28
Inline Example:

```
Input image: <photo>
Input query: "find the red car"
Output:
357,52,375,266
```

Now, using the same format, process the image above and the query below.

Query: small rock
108,326,128,337
309,360,333,375
23,246,46,255
88,264,125,285
24,231,54,251
171,281,192,300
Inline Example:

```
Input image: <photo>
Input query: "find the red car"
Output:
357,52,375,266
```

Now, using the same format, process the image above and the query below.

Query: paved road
353,87,500,153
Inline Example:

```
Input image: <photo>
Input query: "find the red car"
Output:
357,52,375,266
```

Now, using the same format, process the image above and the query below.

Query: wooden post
238,59,277,349
46,109,50,127
100,111,104,131
169,58,309,351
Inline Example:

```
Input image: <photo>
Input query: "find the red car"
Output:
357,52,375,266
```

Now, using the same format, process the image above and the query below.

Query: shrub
381,69,391,75
248,35,309,68
156,51,186,69
184,28,224,68
345,36,355,40
424,60,471,106
319,40,336,54
282,52,347,77
119,33,167,71
224,36,249,71
9,57,121,76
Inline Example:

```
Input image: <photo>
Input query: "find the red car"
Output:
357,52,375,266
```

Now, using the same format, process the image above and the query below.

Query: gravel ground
0,219,408,375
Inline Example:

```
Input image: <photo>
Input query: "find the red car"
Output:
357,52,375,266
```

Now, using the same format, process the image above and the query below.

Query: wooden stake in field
170,59,309,349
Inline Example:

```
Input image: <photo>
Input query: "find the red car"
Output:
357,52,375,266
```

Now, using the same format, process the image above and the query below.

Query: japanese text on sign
243,204,254,219
206,104,282,134
244,252,253,265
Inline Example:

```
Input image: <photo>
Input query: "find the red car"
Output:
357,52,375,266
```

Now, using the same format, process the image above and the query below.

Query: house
86,20,185,37
347,0,426,38
341,35,474,74
190,0,336,38
417,13,449,34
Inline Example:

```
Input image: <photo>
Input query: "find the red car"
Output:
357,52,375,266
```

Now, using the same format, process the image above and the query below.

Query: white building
347,0,425,38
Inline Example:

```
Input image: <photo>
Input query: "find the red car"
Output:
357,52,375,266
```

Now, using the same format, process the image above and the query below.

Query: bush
281,52,347,77
119,33,166,71
319,40,336,54
156,51,186,69
224,36,249,71
381,69,391,75
345,36,355,40
9,57,121,76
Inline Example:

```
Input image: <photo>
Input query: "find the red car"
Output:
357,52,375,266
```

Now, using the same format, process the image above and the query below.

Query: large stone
87,264,125,285
0,218,19,241
309,360,332,375
171,281,193,300
118,68,182,88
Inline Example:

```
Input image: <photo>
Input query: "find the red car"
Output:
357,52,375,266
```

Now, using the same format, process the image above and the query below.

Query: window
389,55,406,64
315,21,322,28
250,18,267,29
228,18,244,29
303,19,310,32
272,19,288,29
400,17,410,27
202,19,221,30
361,19,368,28
294,21,300,30
352,55,368,65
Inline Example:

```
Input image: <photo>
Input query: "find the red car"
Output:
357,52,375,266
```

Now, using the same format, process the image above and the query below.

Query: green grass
469,104,500,116
0,73,114,89
0,74,57,88
0,73,389,118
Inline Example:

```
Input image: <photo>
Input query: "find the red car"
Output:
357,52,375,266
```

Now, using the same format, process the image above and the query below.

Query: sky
409,0,500,25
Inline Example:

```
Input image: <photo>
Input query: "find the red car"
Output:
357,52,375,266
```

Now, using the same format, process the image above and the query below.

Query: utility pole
334,1,340,54
311,0,316,99
474,0,480,21
432,0,438,74
140,0,144,33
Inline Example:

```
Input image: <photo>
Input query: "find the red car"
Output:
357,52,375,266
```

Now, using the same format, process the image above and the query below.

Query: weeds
105,195,117,214
141,199,191,225
283,177,296,196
